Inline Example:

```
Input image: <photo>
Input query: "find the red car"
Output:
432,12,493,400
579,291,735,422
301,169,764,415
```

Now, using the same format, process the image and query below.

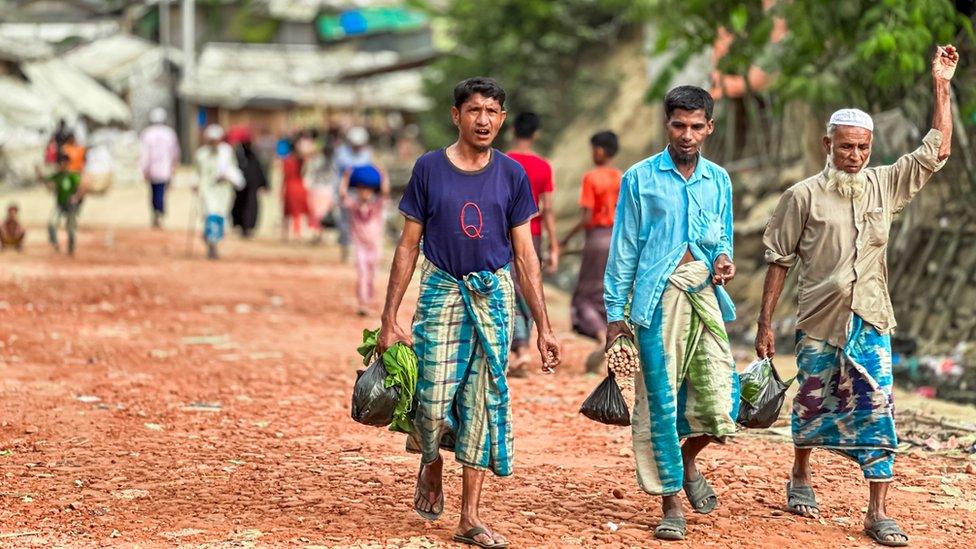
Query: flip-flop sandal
864,518,909,547
412,463,443,521
453,526,508,548
786,481,819,517
654,516,687,541
684,474,718,514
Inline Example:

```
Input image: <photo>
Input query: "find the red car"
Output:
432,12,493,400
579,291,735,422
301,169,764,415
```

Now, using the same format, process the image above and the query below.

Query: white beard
825,156,869,200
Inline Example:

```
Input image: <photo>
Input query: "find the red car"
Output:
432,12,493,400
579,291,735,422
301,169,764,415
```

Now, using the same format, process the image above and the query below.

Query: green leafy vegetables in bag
357,329,379,366
357,328,418,433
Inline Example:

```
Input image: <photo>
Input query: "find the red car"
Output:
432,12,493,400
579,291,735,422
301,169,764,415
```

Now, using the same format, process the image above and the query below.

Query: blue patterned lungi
793,314,897,481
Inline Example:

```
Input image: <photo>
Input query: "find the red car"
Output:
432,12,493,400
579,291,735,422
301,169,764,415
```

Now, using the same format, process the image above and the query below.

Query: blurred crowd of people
2,108,417,321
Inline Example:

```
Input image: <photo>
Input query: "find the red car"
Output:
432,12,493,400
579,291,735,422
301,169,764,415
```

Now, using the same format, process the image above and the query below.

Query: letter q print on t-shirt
460,201,484,239
397,150,538,279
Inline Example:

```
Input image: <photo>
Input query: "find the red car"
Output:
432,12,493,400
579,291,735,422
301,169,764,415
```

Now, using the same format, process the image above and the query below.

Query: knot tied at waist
668,260,712,293
462,268,503,296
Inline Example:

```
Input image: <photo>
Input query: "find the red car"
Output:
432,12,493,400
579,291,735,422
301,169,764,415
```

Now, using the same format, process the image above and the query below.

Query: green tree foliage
415,0,632,148
632,0,969,112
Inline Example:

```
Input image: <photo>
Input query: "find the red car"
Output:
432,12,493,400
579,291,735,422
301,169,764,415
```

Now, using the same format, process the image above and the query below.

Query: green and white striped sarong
632,261,740,495
405,261,516,476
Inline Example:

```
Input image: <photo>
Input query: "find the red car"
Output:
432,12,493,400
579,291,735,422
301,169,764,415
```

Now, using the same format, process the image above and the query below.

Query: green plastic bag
737,358,794,429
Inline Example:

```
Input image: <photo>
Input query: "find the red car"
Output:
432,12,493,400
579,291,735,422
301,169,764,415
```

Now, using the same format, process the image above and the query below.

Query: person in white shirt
139,108,181,228
194,124,243,260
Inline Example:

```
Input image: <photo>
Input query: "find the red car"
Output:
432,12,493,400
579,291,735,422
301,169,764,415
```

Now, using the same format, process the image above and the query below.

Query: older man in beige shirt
755,45,957,547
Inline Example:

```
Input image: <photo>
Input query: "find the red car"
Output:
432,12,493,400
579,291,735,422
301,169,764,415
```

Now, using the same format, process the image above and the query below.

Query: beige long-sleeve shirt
763,129,946,348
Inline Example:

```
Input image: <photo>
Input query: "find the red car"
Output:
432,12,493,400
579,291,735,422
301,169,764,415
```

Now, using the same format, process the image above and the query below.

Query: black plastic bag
351,357,399,427
320,210,338,229
579,373,631,426
737,358,793,429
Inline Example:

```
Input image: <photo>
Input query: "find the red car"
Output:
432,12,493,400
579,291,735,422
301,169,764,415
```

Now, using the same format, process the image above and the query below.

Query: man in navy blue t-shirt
378,77,560,548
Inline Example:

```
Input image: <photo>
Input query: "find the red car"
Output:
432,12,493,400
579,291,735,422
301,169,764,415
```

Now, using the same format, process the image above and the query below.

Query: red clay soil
1,229,975,548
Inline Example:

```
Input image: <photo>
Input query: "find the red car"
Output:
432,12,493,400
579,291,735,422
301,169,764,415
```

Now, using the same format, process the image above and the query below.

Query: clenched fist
932,44,958,83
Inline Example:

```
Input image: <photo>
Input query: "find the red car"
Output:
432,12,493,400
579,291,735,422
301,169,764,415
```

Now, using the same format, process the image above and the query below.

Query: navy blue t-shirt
399,148,538,279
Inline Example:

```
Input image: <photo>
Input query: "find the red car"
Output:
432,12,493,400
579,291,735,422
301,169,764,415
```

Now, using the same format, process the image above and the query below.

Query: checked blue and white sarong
405,260,517,476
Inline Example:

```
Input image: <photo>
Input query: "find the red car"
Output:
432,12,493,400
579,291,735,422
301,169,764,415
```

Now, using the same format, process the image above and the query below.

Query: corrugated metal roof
354,69,429,111
196,42,399,82
180,42,426,111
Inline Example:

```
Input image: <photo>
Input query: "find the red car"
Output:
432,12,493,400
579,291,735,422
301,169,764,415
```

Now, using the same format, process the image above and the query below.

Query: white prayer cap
347,126,369,147
828,108,874,132
203,124,224,141
149,107,167,124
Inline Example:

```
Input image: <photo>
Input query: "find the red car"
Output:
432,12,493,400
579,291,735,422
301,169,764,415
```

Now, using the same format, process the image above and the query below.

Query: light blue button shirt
605,148,735,327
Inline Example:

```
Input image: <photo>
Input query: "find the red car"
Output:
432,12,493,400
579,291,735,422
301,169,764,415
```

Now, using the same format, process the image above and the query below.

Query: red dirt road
1,229,975,548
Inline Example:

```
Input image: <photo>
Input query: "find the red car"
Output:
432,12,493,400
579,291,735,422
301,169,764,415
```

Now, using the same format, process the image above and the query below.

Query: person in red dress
281,134,313,241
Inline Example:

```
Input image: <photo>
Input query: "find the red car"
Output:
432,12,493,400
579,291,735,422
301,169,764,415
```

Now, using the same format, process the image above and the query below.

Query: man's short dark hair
513,112,540,139
664,85,714,120
453,77,506,109
590,131,619,157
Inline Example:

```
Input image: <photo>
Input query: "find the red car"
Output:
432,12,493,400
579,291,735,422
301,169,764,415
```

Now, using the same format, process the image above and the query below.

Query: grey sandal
865,519,909,547
654,516,687,541
413,463,443,521
453,526,508,548
684,474,717,514
786,481,819,517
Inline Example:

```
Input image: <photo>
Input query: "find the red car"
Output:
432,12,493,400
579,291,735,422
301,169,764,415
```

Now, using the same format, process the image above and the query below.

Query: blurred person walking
506,112,559,376
378,77,560,549
560,131,622,373
37,154,85,256
139,108,181,228
44,119,71,165
281,134,314,242
756,45,958,547
228,126,269,238
194,124,243,260
305,132,340,244
334,126,373,260
62,133,86,175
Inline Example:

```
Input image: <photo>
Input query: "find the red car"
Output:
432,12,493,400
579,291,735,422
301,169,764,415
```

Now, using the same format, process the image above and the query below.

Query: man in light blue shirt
604,86,739,542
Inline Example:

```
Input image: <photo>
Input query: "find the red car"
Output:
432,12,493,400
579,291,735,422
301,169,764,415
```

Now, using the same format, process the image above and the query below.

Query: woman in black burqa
228,126,269,237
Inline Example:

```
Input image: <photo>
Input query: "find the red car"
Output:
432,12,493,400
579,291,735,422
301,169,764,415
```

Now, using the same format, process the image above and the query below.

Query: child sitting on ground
0,203,26,252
